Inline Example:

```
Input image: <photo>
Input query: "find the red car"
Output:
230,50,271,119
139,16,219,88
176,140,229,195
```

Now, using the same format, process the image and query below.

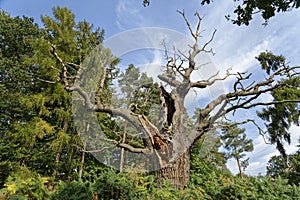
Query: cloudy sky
1,0,300,175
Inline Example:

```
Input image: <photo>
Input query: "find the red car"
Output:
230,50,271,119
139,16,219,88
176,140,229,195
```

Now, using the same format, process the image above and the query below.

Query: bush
50,180,92,200
0,167,50,200
92,169,156,200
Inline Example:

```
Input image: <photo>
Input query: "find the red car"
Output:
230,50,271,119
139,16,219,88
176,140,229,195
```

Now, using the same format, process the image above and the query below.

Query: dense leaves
267,150,300,185
256,51,286,75
0,6,107,188
220,0,300,25
2,147,300,199
0,11,44,186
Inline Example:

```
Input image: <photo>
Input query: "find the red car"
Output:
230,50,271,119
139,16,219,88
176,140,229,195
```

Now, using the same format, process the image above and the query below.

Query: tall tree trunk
154,150,190,188
52,120,68,179
79,142,86,179
52,146,62,179
236,157,243,178
119,124,127,172
79,123,90,179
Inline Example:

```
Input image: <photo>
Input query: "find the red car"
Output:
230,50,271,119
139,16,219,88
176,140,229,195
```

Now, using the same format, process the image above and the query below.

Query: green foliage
201,0,300,25
267,154,288,177
221,123,254,177
221,124,254,160
41,7,103,63
0,167,50,200
258,77,300,155
0,11,52,188
0,7,109,189
0,11,40,92
92,170,136,199
92,169,156,200
143,0,150,7
192,131,227,170
288,151,300,185
256,51,286,74
213,176,300,199
50,181,92,200
255,51,300,156
118,64,160,117
1,150,300,199
267,150,300,185
0,161,14,189
190,154,300,199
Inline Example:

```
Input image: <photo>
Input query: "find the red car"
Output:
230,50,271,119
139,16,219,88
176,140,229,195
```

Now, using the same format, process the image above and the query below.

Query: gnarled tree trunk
154,150,191,188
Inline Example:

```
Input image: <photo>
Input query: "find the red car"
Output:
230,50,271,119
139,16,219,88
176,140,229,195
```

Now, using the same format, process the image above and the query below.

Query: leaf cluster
202,0,300,25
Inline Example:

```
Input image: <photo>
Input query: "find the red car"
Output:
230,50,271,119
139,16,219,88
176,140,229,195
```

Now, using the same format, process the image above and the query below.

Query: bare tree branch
48,43,171,154
117,143,149,154
49,42,69,87
158,73,181,87
201,29,216,55
191,69,236,88
219,119,270,144
74,139,149,154
176,10,199,41
237,99,300,109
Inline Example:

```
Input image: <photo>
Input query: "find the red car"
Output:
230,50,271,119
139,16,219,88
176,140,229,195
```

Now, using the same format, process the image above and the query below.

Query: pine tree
221,124,254,178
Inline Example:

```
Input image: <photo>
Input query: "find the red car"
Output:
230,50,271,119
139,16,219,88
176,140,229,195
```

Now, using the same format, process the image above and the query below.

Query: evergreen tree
0,7,108,188
267,150,300,185
257,52,300,156
221,124,254,178
0,11,42,186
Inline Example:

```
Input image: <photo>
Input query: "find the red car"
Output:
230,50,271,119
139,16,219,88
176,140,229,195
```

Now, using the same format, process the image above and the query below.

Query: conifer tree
221,124,254,178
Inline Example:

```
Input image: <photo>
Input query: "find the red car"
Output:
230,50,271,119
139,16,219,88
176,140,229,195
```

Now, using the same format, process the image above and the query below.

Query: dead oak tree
49,11,300,188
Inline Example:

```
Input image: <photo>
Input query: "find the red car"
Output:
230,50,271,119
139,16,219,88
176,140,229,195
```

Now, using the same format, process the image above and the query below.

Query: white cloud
139,50,164,83
201,1,300,77
115,0,147,30
287,126,300,154
245,137,278,175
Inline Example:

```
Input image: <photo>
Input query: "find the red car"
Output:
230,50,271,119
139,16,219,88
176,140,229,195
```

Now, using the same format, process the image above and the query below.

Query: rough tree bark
154,151,191,188
49,10,300,188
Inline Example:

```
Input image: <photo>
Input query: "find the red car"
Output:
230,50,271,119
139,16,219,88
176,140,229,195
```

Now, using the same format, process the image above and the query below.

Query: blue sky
1,0,300,175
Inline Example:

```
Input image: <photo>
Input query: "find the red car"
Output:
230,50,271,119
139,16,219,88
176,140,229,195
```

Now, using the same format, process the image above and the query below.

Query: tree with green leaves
193,126,227,170
35,7,109,182
257,53,300,156
0,7,108,188
267,149,300,185
267,154,289,177
0,11,44,186
221,124,254,178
